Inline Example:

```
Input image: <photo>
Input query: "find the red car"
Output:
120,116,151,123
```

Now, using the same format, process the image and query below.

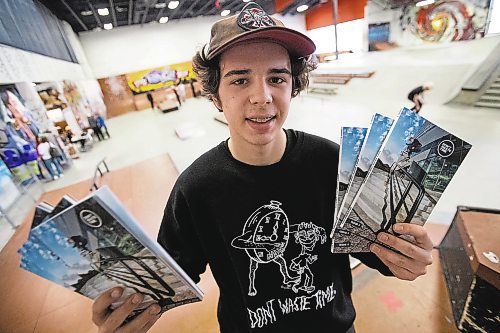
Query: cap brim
207,27,316,60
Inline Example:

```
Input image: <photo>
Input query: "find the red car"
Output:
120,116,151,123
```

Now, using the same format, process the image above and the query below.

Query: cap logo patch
237,3,275,31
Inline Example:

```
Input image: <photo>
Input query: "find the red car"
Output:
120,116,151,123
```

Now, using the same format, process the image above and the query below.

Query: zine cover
31,196,76,230
31,202,53,230
332,127,367,234
19,187,203,319
336,114,394,230
332,108,472,253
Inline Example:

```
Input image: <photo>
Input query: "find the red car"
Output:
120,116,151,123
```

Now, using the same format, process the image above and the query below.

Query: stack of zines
18,186,203,321
330,107,472,253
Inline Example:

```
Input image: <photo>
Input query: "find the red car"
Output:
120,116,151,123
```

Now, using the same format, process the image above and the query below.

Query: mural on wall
98,75,136,118
400,0,491,42
126,61,196,93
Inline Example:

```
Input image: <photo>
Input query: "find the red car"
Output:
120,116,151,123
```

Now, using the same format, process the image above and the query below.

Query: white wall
78,14,308,78
309,19,366,54
488,0,500,34
0,45,87,84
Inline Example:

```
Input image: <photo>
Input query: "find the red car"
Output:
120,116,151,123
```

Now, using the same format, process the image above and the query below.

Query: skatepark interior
1,2,500,332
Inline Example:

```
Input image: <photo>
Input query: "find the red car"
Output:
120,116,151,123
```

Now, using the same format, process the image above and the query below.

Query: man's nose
249,81,272,105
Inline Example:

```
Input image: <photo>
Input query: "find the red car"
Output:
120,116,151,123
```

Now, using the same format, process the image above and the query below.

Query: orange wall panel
275,0,293,13
305,0,367,30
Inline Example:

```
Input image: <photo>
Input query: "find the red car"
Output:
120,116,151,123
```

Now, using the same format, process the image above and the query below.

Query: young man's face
214,41,293,152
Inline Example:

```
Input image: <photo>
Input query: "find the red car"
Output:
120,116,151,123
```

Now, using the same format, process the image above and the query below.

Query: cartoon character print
288,222,327,294
231,201,297,296
231,201,326,296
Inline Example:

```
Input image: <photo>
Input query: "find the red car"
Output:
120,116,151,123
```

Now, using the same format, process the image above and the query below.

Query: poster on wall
126,61,196,93
400,0,492,43
368,22,392,51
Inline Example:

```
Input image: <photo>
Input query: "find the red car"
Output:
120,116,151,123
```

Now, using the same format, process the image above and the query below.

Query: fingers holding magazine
92,287,161,333
369,223,433,281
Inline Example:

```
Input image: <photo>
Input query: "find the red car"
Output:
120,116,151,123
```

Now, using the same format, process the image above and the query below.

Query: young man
92,3,433,332
407,82,433,113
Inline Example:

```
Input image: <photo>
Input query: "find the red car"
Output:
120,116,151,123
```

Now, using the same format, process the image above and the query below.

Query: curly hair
192,46,317,106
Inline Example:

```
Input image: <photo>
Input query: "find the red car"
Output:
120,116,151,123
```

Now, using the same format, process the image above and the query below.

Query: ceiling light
159,16,169,23
416,0,435,6
168,1,179,9
296,5,309,12
80,10,92,16
98,8,109,16
116,6,127,12
243,0,252,2
221,10,230,16
104,23,113,30
155,2,167,8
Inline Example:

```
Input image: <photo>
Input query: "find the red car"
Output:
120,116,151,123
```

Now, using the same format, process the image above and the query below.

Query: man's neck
228,130,287,166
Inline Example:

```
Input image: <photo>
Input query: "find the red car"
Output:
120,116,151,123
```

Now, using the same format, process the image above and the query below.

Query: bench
311,75,351,85
307,83,338,95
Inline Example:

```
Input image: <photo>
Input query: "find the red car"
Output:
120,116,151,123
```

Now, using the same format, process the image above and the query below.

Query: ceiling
39,0,326,34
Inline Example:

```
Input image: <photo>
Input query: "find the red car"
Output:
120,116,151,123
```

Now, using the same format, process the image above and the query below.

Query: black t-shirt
158,129,391,333
408,86,424,100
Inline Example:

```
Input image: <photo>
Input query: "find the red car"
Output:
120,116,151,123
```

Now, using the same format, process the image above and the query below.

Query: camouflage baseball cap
204,2,316,60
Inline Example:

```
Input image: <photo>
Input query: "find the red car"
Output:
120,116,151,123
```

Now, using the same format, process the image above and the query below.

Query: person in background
64,126,74,144
37,136,63,180
88,114,104,141
407,82,433,113
92,3,433,333
96,114,111,139
146,92,155,110
175,81,186,104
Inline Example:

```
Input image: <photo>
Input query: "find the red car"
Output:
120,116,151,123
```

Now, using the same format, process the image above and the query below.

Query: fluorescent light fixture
168,1,179,9
155,2,167,8
416,0,435,7
103,23,113,30
221,9,231,16
98,8,109,16
159,16,169,23
80,10,92,16
296,5,309,12
243,0,252,2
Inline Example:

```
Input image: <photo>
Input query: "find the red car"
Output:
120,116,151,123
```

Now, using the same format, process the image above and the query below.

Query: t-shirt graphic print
231,200,327,297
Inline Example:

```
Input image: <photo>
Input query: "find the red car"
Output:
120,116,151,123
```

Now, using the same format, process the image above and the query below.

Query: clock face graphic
243,201,289,263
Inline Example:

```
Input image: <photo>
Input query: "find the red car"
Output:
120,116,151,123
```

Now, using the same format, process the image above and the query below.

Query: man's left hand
370,223,433,281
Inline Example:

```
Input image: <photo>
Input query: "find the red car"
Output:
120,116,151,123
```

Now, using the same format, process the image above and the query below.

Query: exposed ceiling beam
207,0,241,16
191,0,214,18
128,0,133,25
141,0,158,25
87,0,102,28
165,0,184,21
181,0,203,19
60,0,88,31
109,0,118,27
155,5,166,22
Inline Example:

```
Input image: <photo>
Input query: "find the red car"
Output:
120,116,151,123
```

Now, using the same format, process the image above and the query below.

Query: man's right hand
92,287,162,333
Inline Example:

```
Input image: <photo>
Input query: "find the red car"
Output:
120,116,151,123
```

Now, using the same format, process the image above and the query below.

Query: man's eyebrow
223,69,251,78
269,68,292,75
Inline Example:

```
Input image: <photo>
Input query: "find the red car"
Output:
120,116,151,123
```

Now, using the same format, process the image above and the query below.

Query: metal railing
90,158,110,191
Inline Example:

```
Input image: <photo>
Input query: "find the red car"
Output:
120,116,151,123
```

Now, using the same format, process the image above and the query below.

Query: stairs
475,76,500,109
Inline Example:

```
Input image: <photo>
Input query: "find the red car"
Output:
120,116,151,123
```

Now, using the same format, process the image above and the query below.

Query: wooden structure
439,206,500,332
307,70,375,95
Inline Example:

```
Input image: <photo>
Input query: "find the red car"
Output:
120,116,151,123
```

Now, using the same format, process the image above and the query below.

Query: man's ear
212,96,223,112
